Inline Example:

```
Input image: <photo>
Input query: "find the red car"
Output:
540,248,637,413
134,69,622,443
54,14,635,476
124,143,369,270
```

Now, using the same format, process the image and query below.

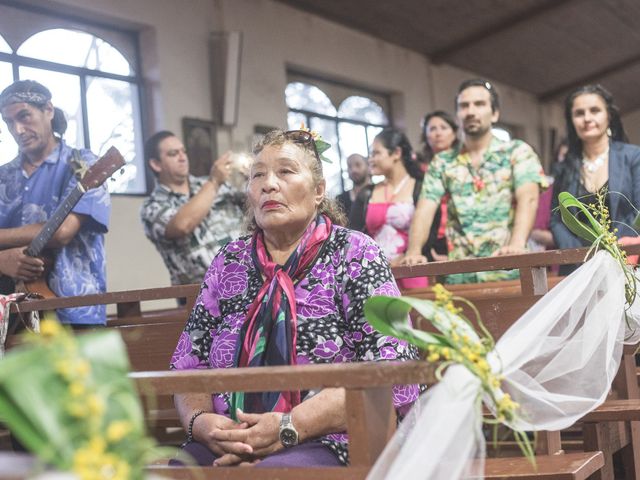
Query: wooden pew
0,362,432,480
583,345,640,480
8,245,640,478
133,363,604,480
6,285,199,444
136,361,429,479
9,284,197,371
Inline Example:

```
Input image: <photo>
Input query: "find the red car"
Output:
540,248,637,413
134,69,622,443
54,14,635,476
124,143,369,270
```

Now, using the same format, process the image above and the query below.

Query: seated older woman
170,129,421,468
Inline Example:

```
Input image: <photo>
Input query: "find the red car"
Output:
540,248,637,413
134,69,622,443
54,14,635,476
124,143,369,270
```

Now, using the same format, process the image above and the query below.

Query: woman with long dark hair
550,84,640,273
419,111,459,259
350,128,438,288
419,110,459,166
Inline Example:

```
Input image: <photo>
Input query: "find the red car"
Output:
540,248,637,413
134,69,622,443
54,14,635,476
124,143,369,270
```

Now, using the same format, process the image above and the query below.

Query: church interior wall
3,0,592,301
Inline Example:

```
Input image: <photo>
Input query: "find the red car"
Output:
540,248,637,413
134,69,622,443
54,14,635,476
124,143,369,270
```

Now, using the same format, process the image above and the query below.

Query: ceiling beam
430,0,579,64
538,52,640,101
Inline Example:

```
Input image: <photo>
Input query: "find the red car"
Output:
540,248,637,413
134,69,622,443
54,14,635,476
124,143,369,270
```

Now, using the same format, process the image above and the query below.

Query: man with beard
0,79,110,325
335,153,370,221
401,79,545,283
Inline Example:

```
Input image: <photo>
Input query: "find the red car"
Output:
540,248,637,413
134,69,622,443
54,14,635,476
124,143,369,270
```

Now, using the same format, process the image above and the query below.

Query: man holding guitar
0,80,111,327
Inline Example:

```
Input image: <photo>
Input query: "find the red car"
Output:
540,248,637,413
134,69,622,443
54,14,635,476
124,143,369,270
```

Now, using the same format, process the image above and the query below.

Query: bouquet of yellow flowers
0,320,163,479
365,284,533,461
557,189,637,305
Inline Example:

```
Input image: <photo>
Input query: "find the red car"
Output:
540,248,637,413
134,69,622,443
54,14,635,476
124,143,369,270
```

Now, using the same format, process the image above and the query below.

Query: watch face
280,427,298,447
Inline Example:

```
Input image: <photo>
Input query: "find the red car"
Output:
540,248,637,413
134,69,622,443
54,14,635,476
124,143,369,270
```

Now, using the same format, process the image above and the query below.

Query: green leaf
0,330,151,470
315,138,330,154
78,330,130,371
0,345,76,465
314,138,332,164
557,191,601,243
365,295,450,350
0,392,58,466
633,211,640,231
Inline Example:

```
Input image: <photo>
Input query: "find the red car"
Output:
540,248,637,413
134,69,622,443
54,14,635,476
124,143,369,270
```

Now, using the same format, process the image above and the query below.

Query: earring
606,127,612,137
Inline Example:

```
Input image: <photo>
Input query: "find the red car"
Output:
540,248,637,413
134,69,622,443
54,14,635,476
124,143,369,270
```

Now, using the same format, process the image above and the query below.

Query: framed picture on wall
182,118,217,177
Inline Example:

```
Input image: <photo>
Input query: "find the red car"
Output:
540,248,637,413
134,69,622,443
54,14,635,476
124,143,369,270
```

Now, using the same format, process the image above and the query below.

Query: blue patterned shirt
0,140,111,325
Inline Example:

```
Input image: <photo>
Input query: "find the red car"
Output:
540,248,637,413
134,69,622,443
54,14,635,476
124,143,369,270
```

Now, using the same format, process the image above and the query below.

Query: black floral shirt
140,176,245,285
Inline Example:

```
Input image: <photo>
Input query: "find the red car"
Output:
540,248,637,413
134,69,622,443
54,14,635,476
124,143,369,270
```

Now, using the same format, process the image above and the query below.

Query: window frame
285,75,391,194
288,107,387,193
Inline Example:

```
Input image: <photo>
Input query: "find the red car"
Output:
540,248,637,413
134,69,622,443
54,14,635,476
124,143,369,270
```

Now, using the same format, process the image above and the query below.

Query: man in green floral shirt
403,79,546,283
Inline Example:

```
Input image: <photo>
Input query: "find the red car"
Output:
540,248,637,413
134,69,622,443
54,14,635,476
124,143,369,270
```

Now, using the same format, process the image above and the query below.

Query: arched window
285,81,389,196
18,29,131,75
0,26,145,194
285,82,337,116
338,95,388,124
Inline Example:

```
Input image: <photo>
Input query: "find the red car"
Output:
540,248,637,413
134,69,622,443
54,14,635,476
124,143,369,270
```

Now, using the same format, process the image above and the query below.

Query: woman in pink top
350,128,432,290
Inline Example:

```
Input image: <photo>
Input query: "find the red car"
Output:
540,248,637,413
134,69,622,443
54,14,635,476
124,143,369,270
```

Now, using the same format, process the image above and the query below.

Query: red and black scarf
230,214,332,418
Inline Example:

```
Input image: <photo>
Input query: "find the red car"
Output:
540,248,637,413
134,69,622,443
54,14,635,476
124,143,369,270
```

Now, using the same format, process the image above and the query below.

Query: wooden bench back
10,284,197,371
133,361,432,471
10,245,639,379
9,246,640,454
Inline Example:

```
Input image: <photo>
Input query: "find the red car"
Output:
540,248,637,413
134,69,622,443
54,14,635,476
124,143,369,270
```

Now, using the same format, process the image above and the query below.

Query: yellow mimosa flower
87,394,105,417
40,319,62,338
106,421,133,443
68,402,88,418
54,360,72,378
88,436,106,454
476,359,490,372
69,382,85,397
74,360,91,378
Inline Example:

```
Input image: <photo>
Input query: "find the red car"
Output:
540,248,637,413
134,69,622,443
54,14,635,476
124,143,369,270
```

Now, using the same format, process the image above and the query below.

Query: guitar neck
26,186,84,257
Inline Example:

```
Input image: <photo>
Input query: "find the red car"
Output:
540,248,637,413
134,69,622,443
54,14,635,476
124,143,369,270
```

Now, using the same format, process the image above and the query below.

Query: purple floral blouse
170,225,421,464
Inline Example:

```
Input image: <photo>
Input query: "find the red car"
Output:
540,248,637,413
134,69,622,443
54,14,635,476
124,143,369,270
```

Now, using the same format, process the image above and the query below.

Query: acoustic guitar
0,146,125,298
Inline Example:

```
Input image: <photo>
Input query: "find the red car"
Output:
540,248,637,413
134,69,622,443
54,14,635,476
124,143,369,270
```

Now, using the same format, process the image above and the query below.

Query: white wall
213,0,566,157
29,0,564,294
211,0,432,150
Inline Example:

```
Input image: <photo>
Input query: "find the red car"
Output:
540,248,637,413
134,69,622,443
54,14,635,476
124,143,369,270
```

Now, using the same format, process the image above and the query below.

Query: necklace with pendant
467,167,485,193
582,149,608,173
384,174,410,202
460,152,486,192
472,176,485,192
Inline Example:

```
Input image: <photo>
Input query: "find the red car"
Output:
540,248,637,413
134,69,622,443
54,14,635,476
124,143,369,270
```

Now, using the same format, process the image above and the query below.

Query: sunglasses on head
284,130,321,163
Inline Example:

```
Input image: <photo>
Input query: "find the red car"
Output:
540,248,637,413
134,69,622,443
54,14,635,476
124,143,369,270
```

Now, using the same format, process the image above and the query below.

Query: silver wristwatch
279,412,299,448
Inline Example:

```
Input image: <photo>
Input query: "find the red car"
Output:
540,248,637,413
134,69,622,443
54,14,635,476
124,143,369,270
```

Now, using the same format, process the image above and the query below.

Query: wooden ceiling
275,0,640,113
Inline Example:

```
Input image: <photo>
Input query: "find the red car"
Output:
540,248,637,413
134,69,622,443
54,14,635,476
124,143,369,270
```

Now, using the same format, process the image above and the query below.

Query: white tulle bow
368,252,639,479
